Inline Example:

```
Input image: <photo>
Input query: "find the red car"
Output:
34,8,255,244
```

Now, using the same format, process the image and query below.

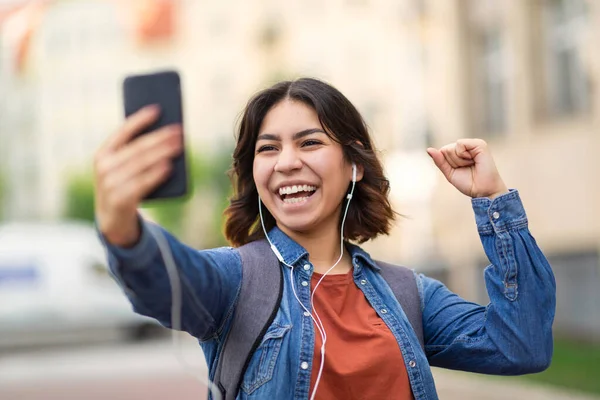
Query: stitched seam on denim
362,272,424,397
492,219,529,234
241,324,290,394
498,231,518,300
504,233,519,301
453,303,490,344
390,310,424,397
425,345,449,350
242,324,289,393
495,233,510,289
478,218,529,235
294,269,314,400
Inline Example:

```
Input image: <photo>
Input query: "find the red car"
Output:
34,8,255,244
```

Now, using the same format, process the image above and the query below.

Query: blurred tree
0,171,5,221
145,148,233,245
63,171,95,223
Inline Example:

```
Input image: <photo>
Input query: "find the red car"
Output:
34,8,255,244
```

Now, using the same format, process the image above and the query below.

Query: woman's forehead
260,100,320,133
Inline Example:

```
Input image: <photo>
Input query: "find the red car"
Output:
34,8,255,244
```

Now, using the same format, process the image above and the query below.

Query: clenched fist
93,105,182,247
427,138,509,200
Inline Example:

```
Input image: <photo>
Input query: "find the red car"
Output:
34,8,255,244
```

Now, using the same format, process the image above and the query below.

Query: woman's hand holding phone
93,105,182,247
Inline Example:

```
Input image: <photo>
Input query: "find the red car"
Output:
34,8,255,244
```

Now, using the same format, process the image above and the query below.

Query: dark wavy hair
224,78,396,247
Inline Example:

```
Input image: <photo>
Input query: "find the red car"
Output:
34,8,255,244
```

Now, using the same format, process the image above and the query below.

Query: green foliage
145,148,233,244
64,172,96,223
144,196,188,237
0,171,5,221
517,337,600,394
195,149,233,248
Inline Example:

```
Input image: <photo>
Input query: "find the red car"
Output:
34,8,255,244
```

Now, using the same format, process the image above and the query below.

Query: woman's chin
275,217,320,237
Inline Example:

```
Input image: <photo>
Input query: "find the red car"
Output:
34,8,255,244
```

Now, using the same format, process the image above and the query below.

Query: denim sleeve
419,189,556,375
96,217,242,341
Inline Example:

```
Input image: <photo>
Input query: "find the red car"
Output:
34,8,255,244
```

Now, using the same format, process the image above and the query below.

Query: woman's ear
351,162,365,182
352,141,365,182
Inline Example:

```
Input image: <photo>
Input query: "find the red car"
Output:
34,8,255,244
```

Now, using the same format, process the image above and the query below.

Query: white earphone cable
258,197,328,343
308,177,355,400
143,164,356,400
259,165,356,400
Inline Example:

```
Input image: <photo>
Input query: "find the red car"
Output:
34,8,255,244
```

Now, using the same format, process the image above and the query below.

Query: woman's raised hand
93,105,182,247
426,138,509,200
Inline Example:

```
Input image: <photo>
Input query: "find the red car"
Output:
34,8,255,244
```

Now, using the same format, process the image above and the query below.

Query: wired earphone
148,162,358,400
258,162,357,400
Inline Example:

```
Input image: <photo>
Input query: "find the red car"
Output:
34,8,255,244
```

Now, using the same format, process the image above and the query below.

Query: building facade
1,0,597,339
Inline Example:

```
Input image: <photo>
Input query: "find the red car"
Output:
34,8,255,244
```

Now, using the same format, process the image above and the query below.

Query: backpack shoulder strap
214,239,283,400
375,261,425,351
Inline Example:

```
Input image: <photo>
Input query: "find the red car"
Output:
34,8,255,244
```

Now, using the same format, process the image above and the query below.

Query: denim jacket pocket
241,323,292,395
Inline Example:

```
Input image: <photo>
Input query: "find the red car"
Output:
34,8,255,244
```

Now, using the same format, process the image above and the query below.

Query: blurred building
0,0,598,341
401,0,599,341
0,0,266,220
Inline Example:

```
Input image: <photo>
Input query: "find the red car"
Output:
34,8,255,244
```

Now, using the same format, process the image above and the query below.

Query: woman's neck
279,224,353,275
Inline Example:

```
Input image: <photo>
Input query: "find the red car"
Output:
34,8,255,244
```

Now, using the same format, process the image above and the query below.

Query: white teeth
283,196,310,204
278,185,317,196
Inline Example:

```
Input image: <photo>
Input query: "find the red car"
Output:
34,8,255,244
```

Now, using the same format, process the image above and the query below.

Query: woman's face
253,99,359,238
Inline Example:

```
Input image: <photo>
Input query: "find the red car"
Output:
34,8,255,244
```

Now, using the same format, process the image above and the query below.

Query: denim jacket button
303,264,310,271
381,309,388,314
409,360,416,368
301,362,309,370
360,279,367,285
301,281,309,287
303,311,310,317
492,211,500,220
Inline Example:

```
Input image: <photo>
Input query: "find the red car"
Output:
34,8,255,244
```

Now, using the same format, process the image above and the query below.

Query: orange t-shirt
309,269,414,400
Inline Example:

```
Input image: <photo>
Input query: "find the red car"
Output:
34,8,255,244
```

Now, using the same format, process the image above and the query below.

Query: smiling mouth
278,185,317,204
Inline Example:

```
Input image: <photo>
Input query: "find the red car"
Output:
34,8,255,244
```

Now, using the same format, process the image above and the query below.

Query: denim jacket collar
267,226,381,272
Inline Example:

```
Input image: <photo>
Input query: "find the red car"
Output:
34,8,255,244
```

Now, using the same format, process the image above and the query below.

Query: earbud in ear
352,163,357,183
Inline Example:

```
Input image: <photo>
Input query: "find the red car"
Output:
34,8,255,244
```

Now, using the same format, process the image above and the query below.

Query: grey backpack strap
375,261,425,351
213,240,283,400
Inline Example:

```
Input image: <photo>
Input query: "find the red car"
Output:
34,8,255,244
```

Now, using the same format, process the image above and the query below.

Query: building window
550,251,600,340
542,0,589,116
473,28,507,136
480,30,506,134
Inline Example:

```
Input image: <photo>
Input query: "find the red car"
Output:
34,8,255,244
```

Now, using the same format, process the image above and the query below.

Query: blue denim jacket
98,190,556,400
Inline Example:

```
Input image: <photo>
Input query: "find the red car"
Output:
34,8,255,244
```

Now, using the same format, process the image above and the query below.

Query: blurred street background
0,0,598,399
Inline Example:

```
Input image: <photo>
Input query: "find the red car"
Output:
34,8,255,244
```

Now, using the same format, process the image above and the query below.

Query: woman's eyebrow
256,128,326,142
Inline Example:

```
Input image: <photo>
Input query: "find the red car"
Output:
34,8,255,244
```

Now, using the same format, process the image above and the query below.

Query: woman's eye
257,145,277,153
302,140,322,147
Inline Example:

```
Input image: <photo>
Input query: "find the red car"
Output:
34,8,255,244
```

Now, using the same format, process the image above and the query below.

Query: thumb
427,147,453,180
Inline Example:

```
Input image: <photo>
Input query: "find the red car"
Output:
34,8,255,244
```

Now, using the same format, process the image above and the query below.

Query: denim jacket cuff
471,189,528,234
95,215,160,268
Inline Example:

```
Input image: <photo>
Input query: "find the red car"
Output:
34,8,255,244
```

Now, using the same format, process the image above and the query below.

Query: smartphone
123,70,188,200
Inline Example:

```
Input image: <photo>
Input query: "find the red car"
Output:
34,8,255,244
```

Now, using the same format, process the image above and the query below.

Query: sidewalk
432,368,599,400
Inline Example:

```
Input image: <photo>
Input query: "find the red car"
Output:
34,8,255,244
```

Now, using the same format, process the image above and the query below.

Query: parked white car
0,220,163,349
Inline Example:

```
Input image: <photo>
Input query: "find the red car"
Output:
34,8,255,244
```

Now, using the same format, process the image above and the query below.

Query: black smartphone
123,70,188,200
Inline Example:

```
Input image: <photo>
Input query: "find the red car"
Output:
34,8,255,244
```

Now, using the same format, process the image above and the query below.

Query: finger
102,124,181,175
130,160,174,200
427,148,453,181
456,138,487,152
100,105,161,153
455,141,475,160
102,133,182,192
441,144,475,168
108,161,172,207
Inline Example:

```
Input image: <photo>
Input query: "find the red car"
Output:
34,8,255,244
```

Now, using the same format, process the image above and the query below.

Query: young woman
93,78,556,400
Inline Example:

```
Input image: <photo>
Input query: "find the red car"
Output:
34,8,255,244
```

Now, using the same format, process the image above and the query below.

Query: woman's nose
274,147,302,173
